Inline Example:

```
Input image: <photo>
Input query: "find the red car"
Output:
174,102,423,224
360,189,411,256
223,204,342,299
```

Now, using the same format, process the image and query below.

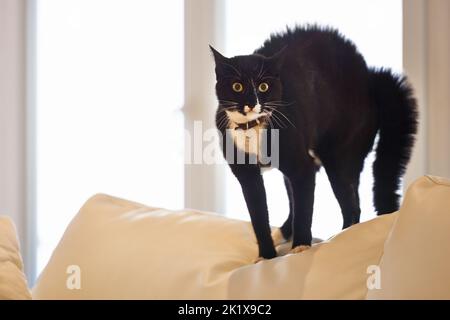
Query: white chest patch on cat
226,110,267,158
230,124,264,156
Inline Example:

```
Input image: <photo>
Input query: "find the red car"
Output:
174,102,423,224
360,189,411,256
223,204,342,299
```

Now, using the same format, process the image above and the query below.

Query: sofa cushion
228,213,396,299
33,195,257,299
33,193,396,299
367,176,450,299
0,217,32,300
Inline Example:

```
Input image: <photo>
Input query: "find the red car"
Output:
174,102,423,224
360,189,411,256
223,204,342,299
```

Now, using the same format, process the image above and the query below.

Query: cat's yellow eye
232,82,244,93
258,82,269,93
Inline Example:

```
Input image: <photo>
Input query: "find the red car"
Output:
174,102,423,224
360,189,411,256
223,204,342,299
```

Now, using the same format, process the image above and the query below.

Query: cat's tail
369,68,418,214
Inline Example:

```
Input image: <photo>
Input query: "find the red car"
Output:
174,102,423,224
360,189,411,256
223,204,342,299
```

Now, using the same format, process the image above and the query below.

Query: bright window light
35,0,184,273
223,0,403,240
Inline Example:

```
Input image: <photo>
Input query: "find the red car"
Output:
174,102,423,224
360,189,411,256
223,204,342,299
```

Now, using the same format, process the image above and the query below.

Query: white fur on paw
253,256,265,263
289,245,311,254
271,228,287,246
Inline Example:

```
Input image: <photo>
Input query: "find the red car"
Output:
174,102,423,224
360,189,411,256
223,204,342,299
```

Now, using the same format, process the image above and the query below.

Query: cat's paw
289,245,311,254
271,228,287,246
253,256,265,264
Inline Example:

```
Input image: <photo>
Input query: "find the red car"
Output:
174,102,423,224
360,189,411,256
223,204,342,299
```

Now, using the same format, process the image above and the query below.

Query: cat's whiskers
217,113,230,130
217,100,294,130
272,113,286,129
263,101,294,107
266,116,276,130
271,109,295,128
273,110,295,128
217,106,238,118
264,105,296,128
268,111,286,128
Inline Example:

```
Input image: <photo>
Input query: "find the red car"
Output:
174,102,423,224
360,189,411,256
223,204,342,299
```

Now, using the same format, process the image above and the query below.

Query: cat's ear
209,45,228,65
267,45,288,72
209,45,234,79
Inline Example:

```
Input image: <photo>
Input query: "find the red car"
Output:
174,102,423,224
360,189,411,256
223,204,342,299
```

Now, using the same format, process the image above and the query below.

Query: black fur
211,26,418,259
370,69,418,214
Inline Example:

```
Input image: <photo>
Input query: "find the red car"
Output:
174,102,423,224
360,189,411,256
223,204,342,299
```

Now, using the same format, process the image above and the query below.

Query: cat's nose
244,105,255,112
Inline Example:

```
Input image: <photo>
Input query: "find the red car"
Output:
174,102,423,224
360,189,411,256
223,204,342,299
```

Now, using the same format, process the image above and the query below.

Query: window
33,0,402,277
35,0,184,273
222,0,403,239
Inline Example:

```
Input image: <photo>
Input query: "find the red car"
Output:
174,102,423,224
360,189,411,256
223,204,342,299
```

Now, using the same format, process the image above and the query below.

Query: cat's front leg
231,164,277,260
285,166,316,253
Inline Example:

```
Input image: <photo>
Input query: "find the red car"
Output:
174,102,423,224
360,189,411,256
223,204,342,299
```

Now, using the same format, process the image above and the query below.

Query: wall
403,0,450,185
184,0,226,213
0,0,27,256
427,0,450,177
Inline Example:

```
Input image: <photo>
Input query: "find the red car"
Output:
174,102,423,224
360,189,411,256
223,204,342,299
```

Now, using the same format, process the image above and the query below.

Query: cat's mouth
226,108,268,125
225,104,268,124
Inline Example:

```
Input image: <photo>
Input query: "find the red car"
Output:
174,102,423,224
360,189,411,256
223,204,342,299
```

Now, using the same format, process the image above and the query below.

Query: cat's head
210,46,286,125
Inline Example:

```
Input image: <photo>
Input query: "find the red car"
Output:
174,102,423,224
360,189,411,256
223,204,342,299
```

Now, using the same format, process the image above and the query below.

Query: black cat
210,26,417,260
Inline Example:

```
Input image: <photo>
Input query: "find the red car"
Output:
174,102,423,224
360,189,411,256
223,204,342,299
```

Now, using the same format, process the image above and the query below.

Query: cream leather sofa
1,176,450,300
